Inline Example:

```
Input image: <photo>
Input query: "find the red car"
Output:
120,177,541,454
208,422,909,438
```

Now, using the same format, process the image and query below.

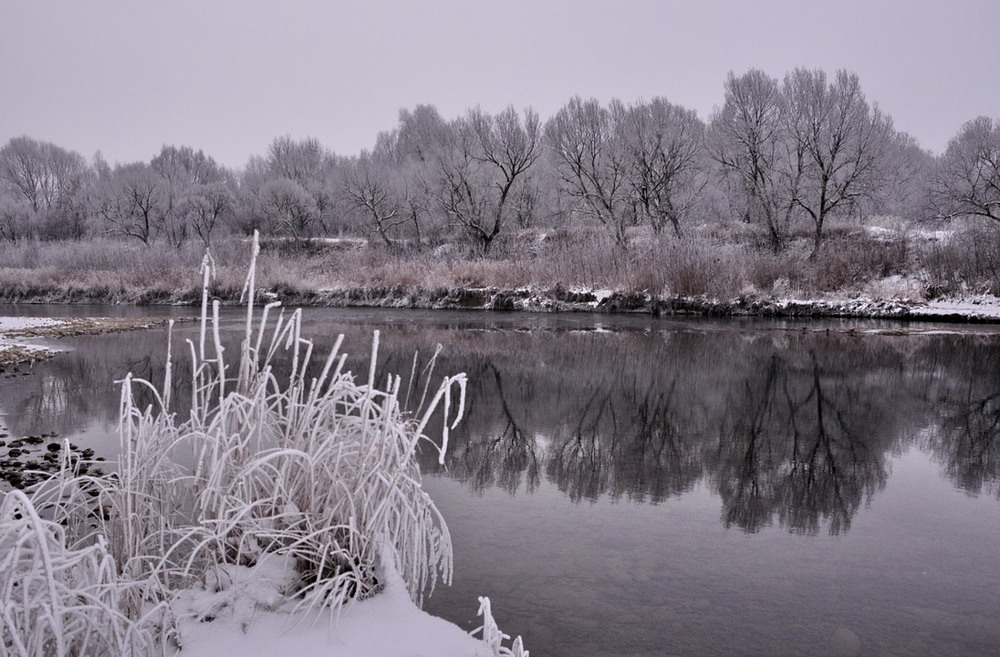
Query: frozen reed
2,233,469,651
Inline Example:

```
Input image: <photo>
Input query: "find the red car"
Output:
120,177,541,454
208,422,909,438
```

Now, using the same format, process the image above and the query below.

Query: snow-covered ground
911,298,1000,321
173,554,495,657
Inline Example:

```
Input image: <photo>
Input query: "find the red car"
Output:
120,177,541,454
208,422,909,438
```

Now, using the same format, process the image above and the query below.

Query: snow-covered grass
0,490,159,656
1,235,528,656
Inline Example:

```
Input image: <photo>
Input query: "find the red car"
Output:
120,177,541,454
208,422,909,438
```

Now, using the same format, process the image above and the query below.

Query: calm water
2,305,1000,657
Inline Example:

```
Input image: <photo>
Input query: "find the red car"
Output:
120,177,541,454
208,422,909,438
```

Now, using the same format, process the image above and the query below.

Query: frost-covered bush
4,233,468,650
94,239,467,615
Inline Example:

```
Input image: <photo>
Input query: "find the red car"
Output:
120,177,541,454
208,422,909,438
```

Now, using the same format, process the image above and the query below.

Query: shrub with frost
93,237,467,618
2,234,530,656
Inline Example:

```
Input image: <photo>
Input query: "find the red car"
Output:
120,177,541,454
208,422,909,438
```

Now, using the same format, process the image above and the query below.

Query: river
2,305,999,657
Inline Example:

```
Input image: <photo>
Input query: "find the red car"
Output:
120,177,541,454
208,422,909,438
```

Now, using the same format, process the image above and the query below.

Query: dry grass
921,221,1000,296
0,217,993,304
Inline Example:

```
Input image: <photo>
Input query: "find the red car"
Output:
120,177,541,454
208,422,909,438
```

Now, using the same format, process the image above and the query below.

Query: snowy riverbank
4,287,1000,366
11,280,1000,322
251,285,1000,324
172,553,498,657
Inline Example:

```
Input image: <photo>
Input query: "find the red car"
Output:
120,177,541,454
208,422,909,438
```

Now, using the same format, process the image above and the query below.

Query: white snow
0,316,65,332
864,226,896,240
173,551,491,657
913,298,1000,320
865,224,952,244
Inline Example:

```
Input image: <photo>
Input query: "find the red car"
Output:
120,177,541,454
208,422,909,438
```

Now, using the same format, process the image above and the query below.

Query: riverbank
252,285,1000,323
6,283,1000,323
3,219,1000,326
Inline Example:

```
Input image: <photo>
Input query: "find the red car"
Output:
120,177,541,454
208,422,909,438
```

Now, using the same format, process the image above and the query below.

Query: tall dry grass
0,217,989,305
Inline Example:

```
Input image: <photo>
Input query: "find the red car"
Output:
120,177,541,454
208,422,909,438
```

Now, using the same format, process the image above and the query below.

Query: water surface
2,305,999,657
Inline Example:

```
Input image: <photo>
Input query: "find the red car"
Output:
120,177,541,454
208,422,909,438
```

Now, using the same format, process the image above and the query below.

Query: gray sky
2,0,997,169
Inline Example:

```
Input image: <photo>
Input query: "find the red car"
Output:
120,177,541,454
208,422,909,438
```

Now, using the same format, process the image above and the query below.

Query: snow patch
0,316,65,332
173,551,491,657
915,297,1000,320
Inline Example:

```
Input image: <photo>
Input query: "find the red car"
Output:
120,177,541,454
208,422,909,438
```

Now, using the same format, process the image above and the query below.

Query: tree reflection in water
426,327,964,536
3,313,1000,535
713,350,891,535
924,341,1000,498
448,362,542,495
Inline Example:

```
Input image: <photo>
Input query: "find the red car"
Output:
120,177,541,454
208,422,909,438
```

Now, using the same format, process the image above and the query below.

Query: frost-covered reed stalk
474,596,530,657
6,232,468,651
0,490,158,656
106,232,467,613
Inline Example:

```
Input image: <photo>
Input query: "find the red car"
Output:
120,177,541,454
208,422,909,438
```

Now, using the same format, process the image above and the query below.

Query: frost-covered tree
0,136,88,214
620,98,706,237
369,105,466,246
0,194,33,242
708,70,797,250
149,145,230,246
150,145,227,187
930,116,1000,223
264,136,339,235
93,162,171,244
547,96,706,243
341,151,410,248
0,136,90,239
392,105,451,164
430,106,541,253
176,181,235,246
870,131,934,220
783,69,895,255
257,177,319,241
267,136,327,183
545,97,633,246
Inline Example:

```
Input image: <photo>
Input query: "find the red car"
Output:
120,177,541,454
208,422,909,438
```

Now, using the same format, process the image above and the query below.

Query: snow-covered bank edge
172,551,514,657
7,284,1000,326
265,286,1000,324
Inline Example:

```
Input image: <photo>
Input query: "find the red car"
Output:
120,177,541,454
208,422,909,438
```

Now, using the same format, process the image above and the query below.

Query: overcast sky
2,0,997,169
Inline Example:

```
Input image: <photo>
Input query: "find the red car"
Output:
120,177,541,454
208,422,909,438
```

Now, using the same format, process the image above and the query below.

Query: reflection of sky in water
3,304,1000,656
58,418,121,465
425,448,1000,657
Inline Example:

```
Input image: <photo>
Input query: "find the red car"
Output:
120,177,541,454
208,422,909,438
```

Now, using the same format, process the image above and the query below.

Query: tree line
1,68,997,256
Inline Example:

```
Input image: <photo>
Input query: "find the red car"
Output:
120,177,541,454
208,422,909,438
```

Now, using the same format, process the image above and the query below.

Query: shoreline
3,284,1000,367
4,284,1000,324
